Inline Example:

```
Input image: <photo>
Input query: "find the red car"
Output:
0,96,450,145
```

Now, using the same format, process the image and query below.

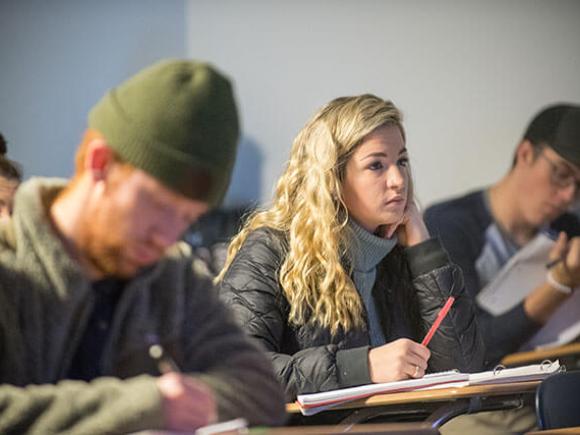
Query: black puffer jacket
218,227,484,400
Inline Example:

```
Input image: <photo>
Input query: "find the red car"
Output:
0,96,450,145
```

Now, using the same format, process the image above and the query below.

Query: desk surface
287,381,539,414
502,342,580,367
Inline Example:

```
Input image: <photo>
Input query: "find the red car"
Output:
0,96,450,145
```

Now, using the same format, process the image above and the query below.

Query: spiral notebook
296,360,561,415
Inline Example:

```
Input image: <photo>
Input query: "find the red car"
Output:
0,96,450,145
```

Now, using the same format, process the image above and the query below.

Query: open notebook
296,360,561,415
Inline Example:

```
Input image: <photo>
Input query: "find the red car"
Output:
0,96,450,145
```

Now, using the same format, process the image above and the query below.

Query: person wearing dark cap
425,103,580,364
0,132,22,219
0,60,285,434
425,104,580,434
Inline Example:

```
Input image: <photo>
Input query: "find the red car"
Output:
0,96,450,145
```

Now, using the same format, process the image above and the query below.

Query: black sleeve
218,229,370,400
406,238,485,373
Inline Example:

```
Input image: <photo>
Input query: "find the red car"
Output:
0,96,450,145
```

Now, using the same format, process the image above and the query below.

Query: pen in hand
147,334,181,374
421,296,455,347
545,257,563,269
546,232,569,269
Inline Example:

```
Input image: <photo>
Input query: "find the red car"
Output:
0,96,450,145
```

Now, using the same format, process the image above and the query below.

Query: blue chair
536,370,580,429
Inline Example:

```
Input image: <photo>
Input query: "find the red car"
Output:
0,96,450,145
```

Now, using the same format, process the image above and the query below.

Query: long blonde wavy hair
216,94,408,334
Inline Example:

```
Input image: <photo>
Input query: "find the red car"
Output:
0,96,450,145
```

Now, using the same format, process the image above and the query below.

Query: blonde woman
217,95,484,399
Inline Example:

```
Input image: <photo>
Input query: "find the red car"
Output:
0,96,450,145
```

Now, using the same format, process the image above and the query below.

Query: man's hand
368,338,431,383
156,372,217,431
550,233,580,288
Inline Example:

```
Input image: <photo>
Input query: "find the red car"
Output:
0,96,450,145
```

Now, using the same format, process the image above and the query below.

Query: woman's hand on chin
382,201,429,246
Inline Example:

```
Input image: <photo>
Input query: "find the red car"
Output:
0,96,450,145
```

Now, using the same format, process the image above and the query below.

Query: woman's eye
368,161,384,171
398,157,409,167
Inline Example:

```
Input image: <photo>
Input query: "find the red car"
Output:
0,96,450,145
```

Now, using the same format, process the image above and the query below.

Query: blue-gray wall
0,0,186,178
3,1,580,207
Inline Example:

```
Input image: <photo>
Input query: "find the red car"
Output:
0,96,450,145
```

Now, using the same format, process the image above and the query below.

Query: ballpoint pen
545,257,564,269
146,334,181,374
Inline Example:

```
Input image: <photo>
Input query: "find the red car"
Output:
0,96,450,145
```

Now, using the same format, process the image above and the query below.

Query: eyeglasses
538,151,580,196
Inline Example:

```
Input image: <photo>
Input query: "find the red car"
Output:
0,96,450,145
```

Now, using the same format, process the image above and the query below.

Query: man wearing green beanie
0,60,286,433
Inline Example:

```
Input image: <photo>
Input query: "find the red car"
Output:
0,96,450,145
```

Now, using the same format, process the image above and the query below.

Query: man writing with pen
426,104,580,368
0,60,286,434
426,105,580,433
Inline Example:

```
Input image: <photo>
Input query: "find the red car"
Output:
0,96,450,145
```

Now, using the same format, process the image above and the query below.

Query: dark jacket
218,227,485,400
425,189,580,365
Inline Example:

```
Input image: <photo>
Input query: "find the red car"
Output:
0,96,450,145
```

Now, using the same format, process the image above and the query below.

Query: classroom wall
0,0,187,181
186,0,580,207
2,1,580,208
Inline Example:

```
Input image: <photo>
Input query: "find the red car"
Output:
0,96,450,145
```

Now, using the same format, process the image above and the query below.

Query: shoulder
425,189,487,223
425,189,490,236
235,227,288,265
219,227,287,290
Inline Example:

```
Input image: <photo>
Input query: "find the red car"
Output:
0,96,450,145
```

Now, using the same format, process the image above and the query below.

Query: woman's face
342,124,408,233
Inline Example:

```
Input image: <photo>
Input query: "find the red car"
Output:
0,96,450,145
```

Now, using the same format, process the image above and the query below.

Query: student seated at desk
425,104,580,367
217,94,484,400
0,60,285,434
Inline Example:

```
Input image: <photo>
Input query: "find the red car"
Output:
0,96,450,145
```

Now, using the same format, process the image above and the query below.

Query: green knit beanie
88,59,239,206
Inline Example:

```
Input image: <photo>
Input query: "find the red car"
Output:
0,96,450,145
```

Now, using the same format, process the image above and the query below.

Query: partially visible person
217,94,484,401
425,103,580,367
185,205,254,276
0,60,286,434
0,132,22,219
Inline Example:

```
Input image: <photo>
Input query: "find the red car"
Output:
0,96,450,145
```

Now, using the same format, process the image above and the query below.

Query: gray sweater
0,178,286,434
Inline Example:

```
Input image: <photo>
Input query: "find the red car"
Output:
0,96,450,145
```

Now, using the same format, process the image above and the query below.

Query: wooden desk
526,426,580,434
253,422,439,434
287,381,539,428
502,343,580,368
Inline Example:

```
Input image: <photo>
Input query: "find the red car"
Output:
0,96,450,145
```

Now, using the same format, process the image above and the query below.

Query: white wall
0,0,187,179
2,1,579,208
186,0,580,208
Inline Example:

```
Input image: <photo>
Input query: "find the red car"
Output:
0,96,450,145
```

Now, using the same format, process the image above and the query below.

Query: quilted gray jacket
219,227,485,400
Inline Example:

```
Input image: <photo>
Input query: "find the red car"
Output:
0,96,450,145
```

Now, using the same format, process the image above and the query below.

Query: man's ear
85,139,114,181
515,140,537,167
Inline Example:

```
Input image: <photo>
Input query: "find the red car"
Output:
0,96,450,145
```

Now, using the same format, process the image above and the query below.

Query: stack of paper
296,361,561,415
296,371,468,415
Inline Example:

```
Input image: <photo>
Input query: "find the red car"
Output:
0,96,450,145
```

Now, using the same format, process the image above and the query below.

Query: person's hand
368,338,431,383
384,201,429,247
550,233,580,288
156,372,217,431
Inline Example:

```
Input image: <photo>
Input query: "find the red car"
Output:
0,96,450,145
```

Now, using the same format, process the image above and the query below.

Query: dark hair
0,133,23,181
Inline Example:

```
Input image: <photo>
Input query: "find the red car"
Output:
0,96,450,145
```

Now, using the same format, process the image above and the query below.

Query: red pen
421,296,455,347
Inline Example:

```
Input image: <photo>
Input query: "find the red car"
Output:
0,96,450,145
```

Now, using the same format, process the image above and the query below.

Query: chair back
536,370,580,429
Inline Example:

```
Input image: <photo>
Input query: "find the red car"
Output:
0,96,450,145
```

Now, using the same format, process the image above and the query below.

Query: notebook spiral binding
493,359,565,376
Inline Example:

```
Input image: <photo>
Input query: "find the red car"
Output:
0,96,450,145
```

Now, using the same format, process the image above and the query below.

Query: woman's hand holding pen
368,338,430,382
157,372,218,431
383,201,429,246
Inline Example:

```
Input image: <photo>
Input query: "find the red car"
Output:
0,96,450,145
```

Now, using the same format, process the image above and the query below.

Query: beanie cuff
89,92,231,206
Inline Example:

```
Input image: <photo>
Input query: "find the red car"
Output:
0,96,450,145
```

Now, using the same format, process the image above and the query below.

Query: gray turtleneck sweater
348,220,397,347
